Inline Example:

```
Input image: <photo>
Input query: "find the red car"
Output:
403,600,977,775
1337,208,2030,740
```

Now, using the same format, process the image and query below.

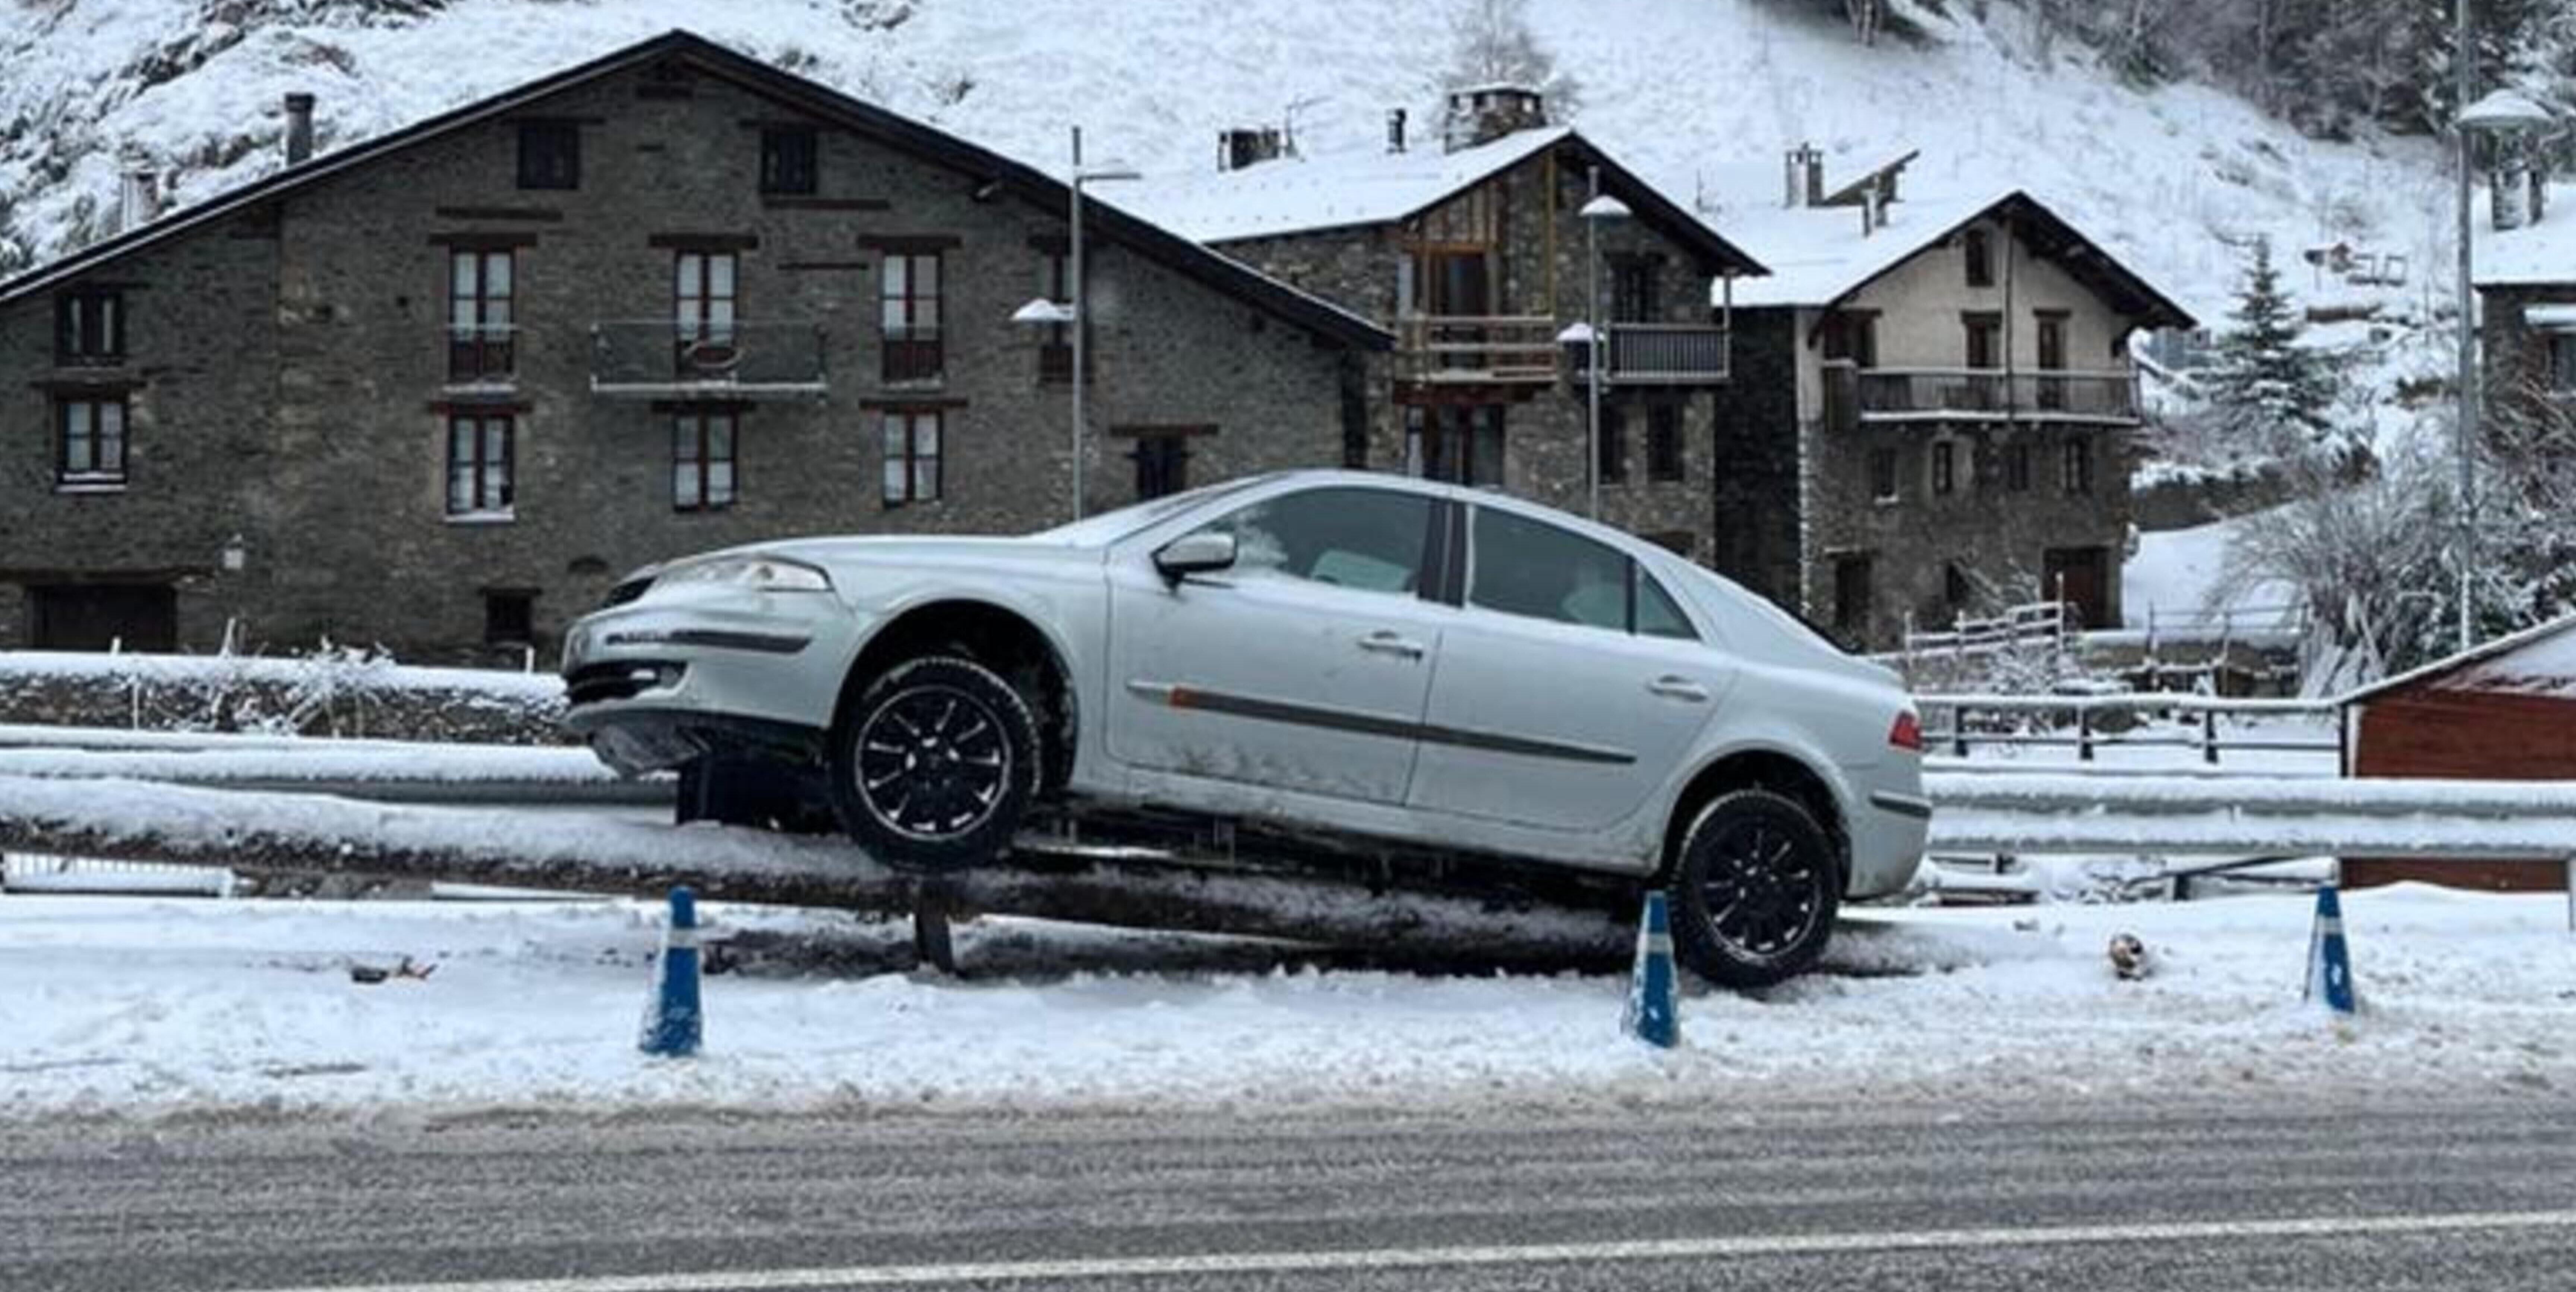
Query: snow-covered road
2,885,2567,1119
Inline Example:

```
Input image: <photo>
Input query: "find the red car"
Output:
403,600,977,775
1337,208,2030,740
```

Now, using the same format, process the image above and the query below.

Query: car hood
630,533,1105,583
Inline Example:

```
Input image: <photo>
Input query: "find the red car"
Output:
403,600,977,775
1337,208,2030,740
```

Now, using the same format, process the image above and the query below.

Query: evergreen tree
2204,237,2346,463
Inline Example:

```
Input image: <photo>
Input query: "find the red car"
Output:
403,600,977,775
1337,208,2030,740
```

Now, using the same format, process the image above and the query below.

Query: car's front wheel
1667,788,1841,989
830,656,1039,872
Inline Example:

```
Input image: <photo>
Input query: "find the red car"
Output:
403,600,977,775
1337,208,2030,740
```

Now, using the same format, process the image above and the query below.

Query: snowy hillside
0,0,2457,324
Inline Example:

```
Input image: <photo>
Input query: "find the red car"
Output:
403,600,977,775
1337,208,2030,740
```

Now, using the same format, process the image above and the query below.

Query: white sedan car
562,470,1929,986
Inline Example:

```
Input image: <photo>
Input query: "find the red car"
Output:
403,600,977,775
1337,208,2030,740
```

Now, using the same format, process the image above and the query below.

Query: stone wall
0,654,564,743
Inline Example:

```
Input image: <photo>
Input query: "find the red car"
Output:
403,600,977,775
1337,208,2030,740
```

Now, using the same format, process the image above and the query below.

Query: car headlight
656,554,834,593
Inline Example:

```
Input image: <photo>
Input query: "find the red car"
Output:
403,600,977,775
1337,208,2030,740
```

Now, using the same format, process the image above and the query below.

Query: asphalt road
4,1095,2572,1292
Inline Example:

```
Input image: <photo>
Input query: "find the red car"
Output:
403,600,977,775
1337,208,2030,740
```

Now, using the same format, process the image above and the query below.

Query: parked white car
563,471,1930,986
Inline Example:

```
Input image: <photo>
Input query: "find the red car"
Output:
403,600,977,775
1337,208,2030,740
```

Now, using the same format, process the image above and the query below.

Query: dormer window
517,120,580,190
56,290,124,366
1963,227,1994,288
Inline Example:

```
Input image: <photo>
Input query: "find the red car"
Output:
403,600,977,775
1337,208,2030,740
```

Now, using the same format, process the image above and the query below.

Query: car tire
830,655,1040,873
1666,787,1841,989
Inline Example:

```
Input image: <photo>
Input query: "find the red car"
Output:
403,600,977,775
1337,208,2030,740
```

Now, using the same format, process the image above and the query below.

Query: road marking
237,1208,2576,1292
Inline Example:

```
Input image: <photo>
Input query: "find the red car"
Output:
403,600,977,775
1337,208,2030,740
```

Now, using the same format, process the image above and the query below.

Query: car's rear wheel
1666,788,1840,989
830,655,1039,873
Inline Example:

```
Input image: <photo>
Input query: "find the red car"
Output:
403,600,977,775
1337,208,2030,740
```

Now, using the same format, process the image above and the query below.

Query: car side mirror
1153,530,1237,583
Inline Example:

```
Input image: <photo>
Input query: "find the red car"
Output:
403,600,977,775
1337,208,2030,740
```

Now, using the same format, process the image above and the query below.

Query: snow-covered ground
1,886,2565,1119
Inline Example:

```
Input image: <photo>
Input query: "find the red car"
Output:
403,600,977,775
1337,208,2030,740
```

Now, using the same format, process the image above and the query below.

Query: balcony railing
1850,367,2140,423
1569,323,1732,385
589,321,828,397
1395,314,1559,385
446,324,516,386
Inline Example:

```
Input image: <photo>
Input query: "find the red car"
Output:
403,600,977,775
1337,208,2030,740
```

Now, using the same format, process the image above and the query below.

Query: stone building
1119,90,1765,566
1708,149,2194,648
0,31,1387,660
2473,174,2575,452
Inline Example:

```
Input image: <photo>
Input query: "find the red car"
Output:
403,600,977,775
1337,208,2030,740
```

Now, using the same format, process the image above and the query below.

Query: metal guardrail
1914,691,2344,765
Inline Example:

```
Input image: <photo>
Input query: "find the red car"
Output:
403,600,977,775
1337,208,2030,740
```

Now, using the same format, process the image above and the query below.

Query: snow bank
0,886,2565,1118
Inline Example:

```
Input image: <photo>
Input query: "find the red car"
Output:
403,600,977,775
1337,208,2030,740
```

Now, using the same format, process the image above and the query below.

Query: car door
1106,484,1448,805
1406,504,1731,831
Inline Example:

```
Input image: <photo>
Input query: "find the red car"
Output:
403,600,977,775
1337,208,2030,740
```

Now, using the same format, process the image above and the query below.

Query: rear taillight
1888,710,1925,753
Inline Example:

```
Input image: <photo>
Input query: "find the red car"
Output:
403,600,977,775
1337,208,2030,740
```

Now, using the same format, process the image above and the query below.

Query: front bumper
559,590,866,775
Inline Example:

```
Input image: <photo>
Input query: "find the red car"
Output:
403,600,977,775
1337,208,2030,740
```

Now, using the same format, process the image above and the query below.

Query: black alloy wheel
1667,787,1841,989
831,656,1039,872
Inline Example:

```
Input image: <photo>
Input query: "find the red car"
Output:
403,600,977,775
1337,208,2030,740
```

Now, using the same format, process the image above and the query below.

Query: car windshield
1025,476,1277,546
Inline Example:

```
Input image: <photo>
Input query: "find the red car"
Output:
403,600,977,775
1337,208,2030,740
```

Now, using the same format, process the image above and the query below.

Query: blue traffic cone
639,886,704,1057
2302,882,2358,1015
1622,891,1680,1049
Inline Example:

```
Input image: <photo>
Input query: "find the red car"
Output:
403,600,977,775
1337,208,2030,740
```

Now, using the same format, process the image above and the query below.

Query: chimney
1217,126,1283,172
1387,107,1408,154
118,163,158,233
1441,85,1544,152
284,92,315,165
1783,143,1824,208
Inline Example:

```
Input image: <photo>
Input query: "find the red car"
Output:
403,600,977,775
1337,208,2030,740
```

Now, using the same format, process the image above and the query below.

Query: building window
2550,335,2576,393
1869,447,1898,502
1944,561,1972,611
675,250,738,353
55,395,128,487
484,590,536,648
760,126,818,195
446,412,514,516
882,407,943,505
1832,554,1873,636
1131,432,1189,500
1610,256,1659,323
1408,404,1505,487
883,252,943,382
1647,405,1684,482
672,408,738,511
1963,312,2003,370
1963,226,1993,288
1821,310,1878,367
516,121,580,190
2062,435,2093,495
2005,439,2033,492
55,290,124,366
1598,406,1626,483
1930,440,1957,496
448,249,514,384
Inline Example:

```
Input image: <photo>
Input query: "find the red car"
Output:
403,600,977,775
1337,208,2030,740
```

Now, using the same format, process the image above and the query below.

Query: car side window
1467,506,1632,632
1634,566,1699,641
1195,487,1431,596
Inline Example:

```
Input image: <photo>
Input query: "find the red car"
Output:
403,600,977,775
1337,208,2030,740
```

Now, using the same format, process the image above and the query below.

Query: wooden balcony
1569,323,1732,385
1394,314,1559,386
589,321,828,397
1838,366,2141,425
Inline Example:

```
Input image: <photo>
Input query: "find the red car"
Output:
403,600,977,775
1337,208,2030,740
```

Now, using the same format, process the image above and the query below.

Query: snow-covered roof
1116,126,1763,275
1710,185,2193,330
0,30,1391,350
2343,612,2576,705
2473,185,2576,288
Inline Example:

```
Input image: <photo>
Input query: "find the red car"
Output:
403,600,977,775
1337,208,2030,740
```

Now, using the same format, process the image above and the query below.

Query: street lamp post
1577,170,1630,521
1014,126,1138,523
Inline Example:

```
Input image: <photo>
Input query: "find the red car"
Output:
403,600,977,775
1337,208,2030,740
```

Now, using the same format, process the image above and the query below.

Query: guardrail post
2203,707,2219,765
2077,704,2094,762
1952,702,1970,758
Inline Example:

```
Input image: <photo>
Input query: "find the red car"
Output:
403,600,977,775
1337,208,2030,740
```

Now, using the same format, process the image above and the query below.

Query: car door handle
1648,675,1710,703
1357,630,1427,660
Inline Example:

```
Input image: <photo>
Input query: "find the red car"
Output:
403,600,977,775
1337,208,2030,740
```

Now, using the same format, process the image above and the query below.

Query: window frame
515,120,581,191
1195,485,1437,601
1963,311,2004,371
445,411,515,517
1869,446,1900,503
1408,403,1506,487
2061,435,2094,496
447,248,515,384
54,393,129,488
881,250,945,383
1131,432,1190,501
55,290,125,367
2005,439,2033,492
759,125,818,196
1609,254,1660,324
1963,226,1994,289
881,406,944,506
671,407,739,512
